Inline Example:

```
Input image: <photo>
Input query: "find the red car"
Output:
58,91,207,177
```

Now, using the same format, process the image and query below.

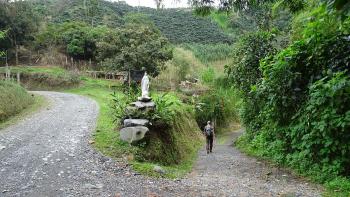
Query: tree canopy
96,24,173,76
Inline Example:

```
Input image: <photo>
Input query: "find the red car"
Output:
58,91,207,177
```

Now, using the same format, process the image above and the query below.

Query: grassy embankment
0,80,46,130
63,74,203,178
1,65,204,178
0,66,79,90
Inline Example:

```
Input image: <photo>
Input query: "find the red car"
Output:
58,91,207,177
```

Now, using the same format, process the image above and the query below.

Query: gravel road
0,92,323,197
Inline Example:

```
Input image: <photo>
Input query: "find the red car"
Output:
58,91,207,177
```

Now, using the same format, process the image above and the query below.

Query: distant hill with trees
32,0,233,44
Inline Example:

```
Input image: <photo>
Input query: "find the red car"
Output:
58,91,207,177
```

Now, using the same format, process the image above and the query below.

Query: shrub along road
0,92,322,196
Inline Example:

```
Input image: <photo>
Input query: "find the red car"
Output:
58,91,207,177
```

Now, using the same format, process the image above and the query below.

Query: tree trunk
5,51,9,80
15,39,18,66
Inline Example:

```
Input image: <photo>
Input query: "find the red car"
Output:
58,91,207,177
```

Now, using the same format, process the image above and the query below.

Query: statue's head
144,71,148,76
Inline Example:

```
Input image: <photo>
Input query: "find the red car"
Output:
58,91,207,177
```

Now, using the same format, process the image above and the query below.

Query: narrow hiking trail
0,92,323,197
182,131,323,196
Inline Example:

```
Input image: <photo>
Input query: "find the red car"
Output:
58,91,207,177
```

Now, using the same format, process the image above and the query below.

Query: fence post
17,72,20,84
5,67,10,81
5,50,9,80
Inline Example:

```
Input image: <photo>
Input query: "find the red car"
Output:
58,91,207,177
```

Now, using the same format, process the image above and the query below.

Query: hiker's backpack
204,126,213,136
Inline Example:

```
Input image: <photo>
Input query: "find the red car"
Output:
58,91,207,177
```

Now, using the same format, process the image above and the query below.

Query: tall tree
96,24,173,76
0,1,39,65
0,30,6,58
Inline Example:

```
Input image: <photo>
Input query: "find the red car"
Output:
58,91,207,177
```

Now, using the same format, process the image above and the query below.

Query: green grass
64,77,132,158
0,93,46,130
0,66,80,91
64,76,204,179
0,81,35,122
210,12,230,30
324,177,350,197
131,151,199,179
0,66,68,76
0,64,228,180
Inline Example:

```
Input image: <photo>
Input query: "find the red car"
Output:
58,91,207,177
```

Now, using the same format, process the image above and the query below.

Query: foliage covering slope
0,81,34,122
229,2,350,195
32,0,232,44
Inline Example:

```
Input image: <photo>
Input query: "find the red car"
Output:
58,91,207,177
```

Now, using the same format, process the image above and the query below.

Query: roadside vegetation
0,81,35,123
1,0,349,194
0,66,80,90
0,91,45,130
1,0,213,178
211,0,350,195
64,76,203,178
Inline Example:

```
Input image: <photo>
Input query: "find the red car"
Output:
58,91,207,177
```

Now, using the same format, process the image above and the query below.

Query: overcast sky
113,0,190,8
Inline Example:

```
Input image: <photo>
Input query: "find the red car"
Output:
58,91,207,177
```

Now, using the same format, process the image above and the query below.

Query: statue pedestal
120,97,155,144
131,101,155,110
138,96,152,102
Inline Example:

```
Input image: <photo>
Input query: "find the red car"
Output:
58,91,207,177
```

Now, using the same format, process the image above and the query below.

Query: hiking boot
207,150,209,154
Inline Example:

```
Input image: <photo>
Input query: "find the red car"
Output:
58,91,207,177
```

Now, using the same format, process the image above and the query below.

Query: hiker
204,121,215,154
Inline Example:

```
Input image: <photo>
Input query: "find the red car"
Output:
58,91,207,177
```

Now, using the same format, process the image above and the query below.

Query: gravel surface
0,92,323,197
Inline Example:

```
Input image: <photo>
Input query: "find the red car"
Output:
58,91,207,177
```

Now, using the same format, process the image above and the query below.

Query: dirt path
0,92,323,197
182,131,323,196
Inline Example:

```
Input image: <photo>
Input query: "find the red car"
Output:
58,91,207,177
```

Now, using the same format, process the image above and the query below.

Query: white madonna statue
139,71,151,101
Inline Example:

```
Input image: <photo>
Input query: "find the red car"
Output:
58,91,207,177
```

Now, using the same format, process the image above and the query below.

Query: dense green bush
36,21,173,76
288,73,350,177
96,24,173,76
112,92,181,127
224,31,276,132
227,31,276,96
195,77,240,130
200,66,216,84
233,3,350,185
0,81,34,122
35,22,110,60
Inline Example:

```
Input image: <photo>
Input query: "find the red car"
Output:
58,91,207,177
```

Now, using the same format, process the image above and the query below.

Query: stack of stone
119,97,155,144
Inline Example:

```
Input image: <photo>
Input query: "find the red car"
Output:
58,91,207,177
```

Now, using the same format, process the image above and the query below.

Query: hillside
32,0,233,44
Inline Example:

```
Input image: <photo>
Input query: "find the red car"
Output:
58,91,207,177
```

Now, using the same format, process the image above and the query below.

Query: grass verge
65,77,204,179
64,77,131,158
0,66,80,91
0,93,47,130
131,150,199,179
0,66,68,76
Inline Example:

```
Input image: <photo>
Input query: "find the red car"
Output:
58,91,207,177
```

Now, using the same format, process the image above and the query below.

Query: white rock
120,126,149,143
153,165,165,174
